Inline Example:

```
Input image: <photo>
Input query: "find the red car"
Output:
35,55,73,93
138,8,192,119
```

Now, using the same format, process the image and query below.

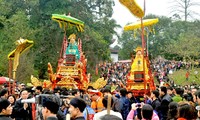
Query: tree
166,31,200,61
118,15,172,59
169,0,200,21
165,20,200,61
118,14,200,61
0,10,37,79
118,29,141,60
0,0,121,81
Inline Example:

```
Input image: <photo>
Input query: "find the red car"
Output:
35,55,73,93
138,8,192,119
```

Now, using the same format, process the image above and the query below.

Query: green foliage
119,14,200,62
0,0,119,82
165,31,200,61
1,0,199,83
0,10,37,78
118,30,141,60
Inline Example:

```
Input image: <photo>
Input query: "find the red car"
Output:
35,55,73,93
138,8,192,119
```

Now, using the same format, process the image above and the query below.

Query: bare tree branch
169,0,200,21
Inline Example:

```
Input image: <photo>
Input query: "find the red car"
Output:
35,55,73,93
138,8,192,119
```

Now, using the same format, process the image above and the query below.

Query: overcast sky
112,0,200,28
112,0,170,32
110,0,199,47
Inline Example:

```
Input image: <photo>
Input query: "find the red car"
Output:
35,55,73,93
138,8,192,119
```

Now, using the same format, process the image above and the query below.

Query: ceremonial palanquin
48,14,89,89
30,14,107,89
119,0,157,97
31,14,88,90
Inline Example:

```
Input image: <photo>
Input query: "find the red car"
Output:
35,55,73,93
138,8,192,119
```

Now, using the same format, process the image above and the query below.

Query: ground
168,68,200,86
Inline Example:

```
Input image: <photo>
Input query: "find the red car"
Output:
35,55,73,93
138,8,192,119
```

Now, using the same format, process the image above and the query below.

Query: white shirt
93,110,122,120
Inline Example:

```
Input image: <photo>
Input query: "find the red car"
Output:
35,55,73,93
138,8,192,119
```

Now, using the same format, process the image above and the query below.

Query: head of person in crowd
141,104,153,120
167,86,174,96
151,90,159,100
20,89,29,100
196,90,200,105
87,86,94,92
54,87,61,97
0,98,13,116
7,95,16,106
42,100,59,120
188,101,198,119
120,88,127,97
191,86,198,95
159,86,167,97
0,88,8,99
144,92,151,101
79,89,85,98
102,95,114,108
88,90,101,101
25,87,35,98
127,91,133,99
182,92,193,102
193,90,200,105
35,86,43,95
192,90,199,103
100,114,122,120
102,88,111,97
71,89,80,98
2,83,8,89
69,98,86,119
184,86,189,93
20,83,26,90
167,102,178,120
178,101,197,119
174,87,183,96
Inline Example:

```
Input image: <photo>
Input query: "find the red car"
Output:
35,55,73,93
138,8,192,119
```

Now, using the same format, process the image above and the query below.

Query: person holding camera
13,89,32,120
127,103,159,120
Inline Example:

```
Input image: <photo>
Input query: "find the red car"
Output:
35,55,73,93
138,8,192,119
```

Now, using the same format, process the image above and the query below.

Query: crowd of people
99,62,130,86
0,59,200,120
99,59,199,87
0,82,200,120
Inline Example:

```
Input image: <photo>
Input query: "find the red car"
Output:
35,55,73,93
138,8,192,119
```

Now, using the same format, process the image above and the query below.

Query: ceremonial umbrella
0,77,14,84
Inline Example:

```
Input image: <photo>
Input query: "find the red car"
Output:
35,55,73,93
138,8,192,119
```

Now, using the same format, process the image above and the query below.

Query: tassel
134,30,137,39
58,21,62,28
153,27,155,34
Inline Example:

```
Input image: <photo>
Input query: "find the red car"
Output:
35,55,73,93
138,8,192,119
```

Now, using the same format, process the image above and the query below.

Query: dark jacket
0,115,12,120
74,116,85,120
152,98,161,116
47,116,58,120
57,109,66,120
119,96,130,120
160,94,172,120
13,99,33,120
112,96,121,112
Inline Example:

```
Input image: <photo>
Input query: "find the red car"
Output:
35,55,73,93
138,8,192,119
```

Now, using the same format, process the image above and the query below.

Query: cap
21,83,25,86
88,90,101,96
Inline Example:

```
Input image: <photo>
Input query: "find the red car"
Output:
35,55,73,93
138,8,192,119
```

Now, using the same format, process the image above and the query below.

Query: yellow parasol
124,18,159,31
119,0,144,18
52,14,84,32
